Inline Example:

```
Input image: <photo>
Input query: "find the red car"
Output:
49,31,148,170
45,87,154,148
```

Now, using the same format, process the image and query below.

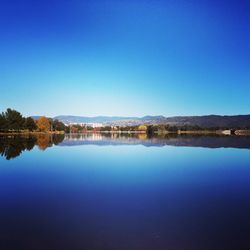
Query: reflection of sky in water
0,140,250,249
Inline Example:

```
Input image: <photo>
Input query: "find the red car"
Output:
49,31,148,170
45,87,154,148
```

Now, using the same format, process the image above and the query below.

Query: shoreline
1,130,250,136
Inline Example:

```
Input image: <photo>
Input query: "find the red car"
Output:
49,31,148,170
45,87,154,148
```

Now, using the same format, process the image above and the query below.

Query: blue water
0,135,250,249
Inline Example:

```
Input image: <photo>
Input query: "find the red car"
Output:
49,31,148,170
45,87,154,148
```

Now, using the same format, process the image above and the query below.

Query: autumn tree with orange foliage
37,116,50,132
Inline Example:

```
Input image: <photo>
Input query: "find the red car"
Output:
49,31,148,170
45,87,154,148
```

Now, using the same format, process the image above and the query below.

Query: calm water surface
0,134,250,250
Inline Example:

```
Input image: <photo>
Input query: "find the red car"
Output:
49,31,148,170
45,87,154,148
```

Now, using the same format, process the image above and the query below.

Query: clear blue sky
0,0,249,117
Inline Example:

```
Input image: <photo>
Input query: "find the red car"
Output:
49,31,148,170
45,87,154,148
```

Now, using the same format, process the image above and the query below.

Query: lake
0,133,250,250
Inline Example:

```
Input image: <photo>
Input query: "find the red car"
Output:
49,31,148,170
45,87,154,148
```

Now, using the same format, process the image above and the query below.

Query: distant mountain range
53,115,165,126
32,114,250,128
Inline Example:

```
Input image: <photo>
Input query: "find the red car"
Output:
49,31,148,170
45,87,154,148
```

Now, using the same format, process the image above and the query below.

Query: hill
51,114,250,129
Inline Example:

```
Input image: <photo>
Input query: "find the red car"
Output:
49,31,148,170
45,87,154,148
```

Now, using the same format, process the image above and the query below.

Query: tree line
66,124,211,134
1,108,240,134
0,108,66,132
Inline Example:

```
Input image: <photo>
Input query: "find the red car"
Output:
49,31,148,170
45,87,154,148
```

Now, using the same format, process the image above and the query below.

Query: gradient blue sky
0,0,249,117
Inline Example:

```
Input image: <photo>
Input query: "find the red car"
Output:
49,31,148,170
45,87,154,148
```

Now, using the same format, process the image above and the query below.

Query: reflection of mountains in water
61,134,250,149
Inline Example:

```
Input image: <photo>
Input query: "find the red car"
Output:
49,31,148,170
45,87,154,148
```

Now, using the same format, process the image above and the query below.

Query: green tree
65,125,70,133
4,108,25,131
0,113,6,131
52,119,66,131
100,126,111,132
25,117,37,131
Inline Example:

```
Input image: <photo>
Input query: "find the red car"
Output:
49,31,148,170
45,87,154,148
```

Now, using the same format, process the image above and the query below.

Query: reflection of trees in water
65,133,178,141
36,134,52,151
2,133,250,160
52,134,65,145
0,136,36,160
63,133,250,149
138,134,147,140
0,134,65,160
36,134,65,150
